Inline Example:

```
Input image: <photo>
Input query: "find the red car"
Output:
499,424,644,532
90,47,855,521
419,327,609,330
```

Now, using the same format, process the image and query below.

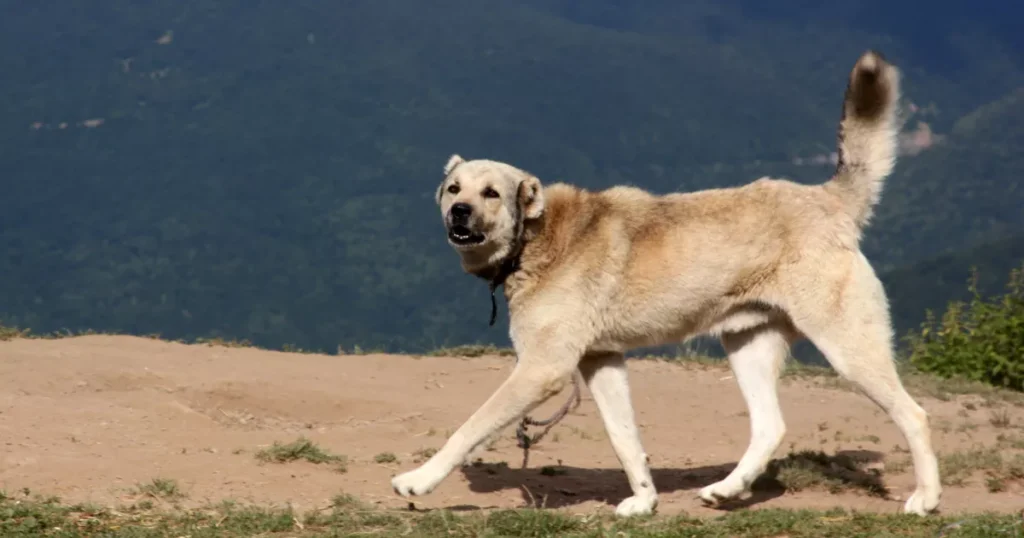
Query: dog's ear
437,154,465,205
444,154,465,176
517,175,545,220
434,181,445,206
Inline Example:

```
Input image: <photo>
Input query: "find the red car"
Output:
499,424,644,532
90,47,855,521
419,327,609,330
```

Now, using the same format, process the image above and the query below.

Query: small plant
134,478,185,501
540,465,568,476
907,265,1024,392
340,345,387,355
412,447,438,463
986,476,1006,493
957,421,979,433
859,434,881,444
938,447,1011,486
255,437,343,465
331,493,365,509
989,408,1013,428
374,452,398,464
884,456,911,474
196,336,253,348
0,323,30,341
282,343,316,354
996,433,1024,449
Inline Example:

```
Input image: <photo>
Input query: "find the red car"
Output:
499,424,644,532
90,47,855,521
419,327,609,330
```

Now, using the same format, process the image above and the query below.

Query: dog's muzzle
447,203,485,246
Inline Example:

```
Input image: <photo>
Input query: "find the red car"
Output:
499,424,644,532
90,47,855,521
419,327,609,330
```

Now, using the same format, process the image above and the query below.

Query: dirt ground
1,335,1021,517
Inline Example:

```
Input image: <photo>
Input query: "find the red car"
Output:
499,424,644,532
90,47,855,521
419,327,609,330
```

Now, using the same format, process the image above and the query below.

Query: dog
391,50,942,516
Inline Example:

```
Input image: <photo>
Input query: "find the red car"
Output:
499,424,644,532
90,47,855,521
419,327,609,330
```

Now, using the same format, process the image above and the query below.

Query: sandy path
1,335,1021,516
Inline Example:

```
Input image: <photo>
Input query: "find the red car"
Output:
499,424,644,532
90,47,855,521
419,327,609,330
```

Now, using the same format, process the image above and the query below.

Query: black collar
487,253,521,326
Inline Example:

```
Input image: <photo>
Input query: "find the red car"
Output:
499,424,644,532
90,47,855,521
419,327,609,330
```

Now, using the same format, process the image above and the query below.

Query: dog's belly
590,300,779,354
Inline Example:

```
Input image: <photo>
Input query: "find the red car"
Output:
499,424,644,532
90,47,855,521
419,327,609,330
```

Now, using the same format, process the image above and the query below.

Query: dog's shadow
454,449,888,512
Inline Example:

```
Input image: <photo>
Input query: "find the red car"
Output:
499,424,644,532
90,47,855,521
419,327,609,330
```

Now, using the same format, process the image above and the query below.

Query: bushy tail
826,50,902,229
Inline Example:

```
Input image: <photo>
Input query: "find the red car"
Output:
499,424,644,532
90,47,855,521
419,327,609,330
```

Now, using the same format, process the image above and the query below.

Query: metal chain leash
514,373,582,468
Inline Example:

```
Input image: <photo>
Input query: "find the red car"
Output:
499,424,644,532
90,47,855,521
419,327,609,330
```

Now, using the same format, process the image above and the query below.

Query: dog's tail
826,50,902,229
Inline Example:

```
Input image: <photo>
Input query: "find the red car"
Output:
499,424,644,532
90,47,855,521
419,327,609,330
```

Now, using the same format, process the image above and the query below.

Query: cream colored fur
392,51,942,516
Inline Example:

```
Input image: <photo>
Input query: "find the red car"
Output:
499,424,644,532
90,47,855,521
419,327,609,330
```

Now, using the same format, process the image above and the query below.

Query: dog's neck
463,183,579,327
468,235,526,327
473,253,522,288
466,194,529,317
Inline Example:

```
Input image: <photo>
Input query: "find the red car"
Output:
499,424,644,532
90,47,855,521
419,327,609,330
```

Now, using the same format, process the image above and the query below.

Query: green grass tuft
132,477,186,501
426,344,516,357
1,495,1023,537
938,446,1024,487
374,452,399,464
412,447,438,463
254,437,344,465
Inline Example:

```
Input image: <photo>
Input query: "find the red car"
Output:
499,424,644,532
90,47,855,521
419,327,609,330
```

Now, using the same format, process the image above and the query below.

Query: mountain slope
864,87,1024,271
0,1,1020,352
882,233,1024,342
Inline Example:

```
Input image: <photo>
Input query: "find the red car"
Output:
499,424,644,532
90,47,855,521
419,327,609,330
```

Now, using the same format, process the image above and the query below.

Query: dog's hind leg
699,324,790,506
391,343,579,498
578,352,658,516
790,254,941,515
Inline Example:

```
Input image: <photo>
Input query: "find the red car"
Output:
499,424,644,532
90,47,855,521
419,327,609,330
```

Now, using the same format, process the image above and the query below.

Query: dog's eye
447,184,460,195
482,187,499,199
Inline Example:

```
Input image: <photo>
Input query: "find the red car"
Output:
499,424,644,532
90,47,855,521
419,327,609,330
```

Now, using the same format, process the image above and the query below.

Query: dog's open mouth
448,225,485,246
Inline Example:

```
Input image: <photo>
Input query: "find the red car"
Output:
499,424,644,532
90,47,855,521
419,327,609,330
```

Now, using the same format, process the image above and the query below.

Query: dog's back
509,51,902,348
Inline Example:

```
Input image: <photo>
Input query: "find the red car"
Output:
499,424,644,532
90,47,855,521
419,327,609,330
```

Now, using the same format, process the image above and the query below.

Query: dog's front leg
578,352,658,516
391,356,576,498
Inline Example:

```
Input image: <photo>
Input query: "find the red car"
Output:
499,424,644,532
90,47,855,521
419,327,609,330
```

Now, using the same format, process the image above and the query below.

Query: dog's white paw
615,494,658,517
391,466,445,497
902,486,941,515
698,478,747,506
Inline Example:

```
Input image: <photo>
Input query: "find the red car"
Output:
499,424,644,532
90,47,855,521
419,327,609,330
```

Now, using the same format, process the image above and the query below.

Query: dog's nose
450,203,473,221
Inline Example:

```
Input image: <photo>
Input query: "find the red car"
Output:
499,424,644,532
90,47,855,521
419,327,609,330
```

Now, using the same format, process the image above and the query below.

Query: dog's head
435,154,544,271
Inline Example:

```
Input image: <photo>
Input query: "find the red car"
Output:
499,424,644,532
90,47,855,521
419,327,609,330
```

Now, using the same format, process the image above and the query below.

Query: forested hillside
882,233,1024,341
866,87,1024,270
1,1,1021,353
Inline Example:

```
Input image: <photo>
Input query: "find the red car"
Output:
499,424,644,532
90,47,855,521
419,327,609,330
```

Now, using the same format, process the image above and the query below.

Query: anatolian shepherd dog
391,50,942,516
